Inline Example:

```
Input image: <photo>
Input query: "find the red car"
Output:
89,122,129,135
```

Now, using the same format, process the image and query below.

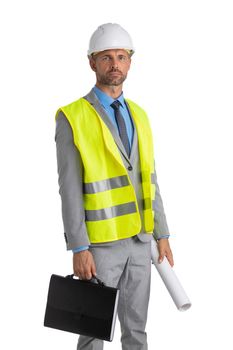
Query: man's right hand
73,249,96,280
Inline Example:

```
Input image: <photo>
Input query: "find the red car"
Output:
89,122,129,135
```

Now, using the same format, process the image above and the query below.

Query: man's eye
102,56,109,61
119,56,127,61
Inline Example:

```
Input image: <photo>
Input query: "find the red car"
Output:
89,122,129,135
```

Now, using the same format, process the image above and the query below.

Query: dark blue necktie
111,100,130,157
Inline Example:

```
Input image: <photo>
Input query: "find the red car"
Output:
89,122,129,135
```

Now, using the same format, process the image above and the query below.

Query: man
55,23,174,350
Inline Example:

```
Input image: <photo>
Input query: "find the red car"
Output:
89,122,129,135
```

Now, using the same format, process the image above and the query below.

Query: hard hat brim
88,47,134,57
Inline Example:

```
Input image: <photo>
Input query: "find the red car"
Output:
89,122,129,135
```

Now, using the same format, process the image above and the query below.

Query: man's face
89,49,131,86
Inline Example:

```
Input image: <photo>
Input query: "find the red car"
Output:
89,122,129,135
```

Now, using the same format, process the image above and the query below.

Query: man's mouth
108,71,122,76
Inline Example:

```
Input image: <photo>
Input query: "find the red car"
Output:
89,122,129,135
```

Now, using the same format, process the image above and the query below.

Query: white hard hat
88,23,135,57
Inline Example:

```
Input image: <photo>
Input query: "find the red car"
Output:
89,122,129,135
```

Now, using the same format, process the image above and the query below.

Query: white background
1,0,233,349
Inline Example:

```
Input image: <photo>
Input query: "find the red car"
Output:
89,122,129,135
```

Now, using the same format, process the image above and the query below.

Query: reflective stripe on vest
85,202,137,221
84,175,129,194
56,98,156,243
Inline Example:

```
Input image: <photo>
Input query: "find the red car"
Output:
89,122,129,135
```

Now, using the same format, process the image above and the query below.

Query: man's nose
111,57,118,68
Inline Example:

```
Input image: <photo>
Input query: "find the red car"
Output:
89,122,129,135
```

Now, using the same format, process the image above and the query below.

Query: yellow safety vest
56,98,156,243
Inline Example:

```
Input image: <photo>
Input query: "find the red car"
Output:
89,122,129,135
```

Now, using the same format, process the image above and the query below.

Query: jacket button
128,165,133,171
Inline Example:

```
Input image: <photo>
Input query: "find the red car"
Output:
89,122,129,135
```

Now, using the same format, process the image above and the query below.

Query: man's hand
157,238,174,267
73,250,96,280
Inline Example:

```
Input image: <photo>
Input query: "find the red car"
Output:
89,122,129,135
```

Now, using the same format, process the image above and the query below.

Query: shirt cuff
156,235,170,240
72,245,89,253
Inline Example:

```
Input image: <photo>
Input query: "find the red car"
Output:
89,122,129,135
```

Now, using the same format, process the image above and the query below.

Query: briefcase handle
66,274,106,287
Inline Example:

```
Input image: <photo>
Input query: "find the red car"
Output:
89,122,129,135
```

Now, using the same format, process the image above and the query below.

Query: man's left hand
157,238,174,267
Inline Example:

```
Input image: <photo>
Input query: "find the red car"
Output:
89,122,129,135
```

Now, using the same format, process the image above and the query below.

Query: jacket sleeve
55,111,90,250
152,161,170,240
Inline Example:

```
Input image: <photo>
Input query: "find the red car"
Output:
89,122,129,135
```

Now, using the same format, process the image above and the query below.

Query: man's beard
97,69,127,86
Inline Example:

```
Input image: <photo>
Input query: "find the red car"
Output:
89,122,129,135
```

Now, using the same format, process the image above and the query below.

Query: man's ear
89,57,97,72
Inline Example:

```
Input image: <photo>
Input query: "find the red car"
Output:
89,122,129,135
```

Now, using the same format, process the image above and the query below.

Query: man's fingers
91,263,97,277
85,260,96,280
166,251,174,267
157,239,174,267
158,253,165,264
74,268,92,280
158,250,174,266
84,271,93,280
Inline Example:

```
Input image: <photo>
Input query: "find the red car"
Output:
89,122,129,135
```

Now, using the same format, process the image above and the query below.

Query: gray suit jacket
55,88,170,250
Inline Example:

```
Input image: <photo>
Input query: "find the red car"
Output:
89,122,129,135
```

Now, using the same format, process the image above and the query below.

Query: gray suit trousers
77,235,151,350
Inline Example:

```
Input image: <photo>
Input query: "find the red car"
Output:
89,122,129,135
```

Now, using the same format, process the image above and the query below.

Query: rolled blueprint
151,239,191,311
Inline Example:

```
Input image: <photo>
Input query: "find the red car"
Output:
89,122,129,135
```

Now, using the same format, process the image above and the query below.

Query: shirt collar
93,86,125,109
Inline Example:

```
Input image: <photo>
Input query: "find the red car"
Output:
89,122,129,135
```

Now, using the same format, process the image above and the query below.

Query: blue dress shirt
93,85,134,147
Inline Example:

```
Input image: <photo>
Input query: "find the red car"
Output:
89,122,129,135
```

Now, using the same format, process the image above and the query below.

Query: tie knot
111,100,122,111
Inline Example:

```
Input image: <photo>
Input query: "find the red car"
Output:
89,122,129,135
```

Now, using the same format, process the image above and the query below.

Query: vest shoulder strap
55,97,91,120
125,98,147,117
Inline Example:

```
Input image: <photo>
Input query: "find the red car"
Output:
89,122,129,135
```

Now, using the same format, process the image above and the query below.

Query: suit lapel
84,89,136,162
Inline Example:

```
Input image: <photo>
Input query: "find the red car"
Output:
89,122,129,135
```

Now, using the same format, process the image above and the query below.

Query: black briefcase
44,274,119,341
